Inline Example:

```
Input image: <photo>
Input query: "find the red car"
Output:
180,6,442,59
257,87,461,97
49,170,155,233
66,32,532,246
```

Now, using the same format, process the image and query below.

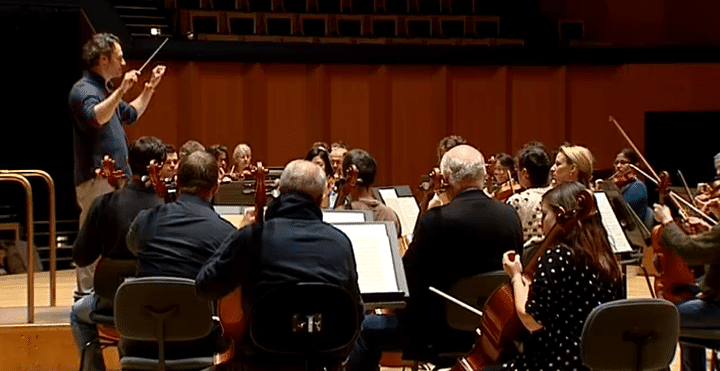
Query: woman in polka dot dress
500,182,624,371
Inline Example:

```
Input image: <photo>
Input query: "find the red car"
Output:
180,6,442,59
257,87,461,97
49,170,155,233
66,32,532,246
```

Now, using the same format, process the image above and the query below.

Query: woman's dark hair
494,153,515,171
516,142,551,187
436,135,467,165
305,146,333,177
618,148,640,165
542,182,622,283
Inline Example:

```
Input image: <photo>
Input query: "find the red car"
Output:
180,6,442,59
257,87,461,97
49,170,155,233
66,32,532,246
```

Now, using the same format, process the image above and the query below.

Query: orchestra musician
179,140,205,159
506,142,552,244
195,160,363,369
330,141,350,176
654,199,720,371
695,151,720,205
69,32,166,298
69,136,166,371
424,135,467,211
335,148,402,237
158,144,179,181
305,146,335,208
498,182,623,371
347,145,523,371
487,153,515,198
231,143,253,177
207,144,232,182
612,148,650,222
550,144,594,188
124,150,236,361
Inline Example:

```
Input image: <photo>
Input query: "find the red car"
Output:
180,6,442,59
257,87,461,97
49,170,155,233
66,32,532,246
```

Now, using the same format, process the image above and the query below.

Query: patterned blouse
502,245,623,371
507,187,551,243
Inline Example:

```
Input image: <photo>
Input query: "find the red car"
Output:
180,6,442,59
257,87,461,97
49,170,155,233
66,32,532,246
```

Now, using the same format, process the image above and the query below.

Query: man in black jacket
70,136,166,371
196,159,363,367
348,144,524,371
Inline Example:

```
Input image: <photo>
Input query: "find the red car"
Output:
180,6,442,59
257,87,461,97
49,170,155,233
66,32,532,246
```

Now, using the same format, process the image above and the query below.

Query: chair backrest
445,270,508,332
581,298,679,371
248,282,361,359
114,276,213,343
93,258,137,309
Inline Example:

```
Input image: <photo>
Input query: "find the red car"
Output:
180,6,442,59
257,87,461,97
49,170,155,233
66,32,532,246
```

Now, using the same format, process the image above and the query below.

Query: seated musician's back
196,159,363,365
123,150,236,358
70,136,166,371
346,144,523,371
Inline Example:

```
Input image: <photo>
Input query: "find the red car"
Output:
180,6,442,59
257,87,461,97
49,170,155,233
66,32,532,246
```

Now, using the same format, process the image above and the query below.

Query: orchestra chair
114,276,215,371
80,258,137,370
244,282,362,371
405,270,508,371
679,328,720,371
581,298,679,371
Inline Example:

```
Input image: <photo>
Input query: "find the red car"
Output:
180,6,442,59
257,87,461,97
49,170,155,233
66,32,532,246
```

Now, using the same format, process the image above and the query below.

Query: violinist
550,144,594,188
506,142,552,243
330,141,350,176
499,182,623,371
491,153,524,202
196,160,363,369
179,139,205,159
70,136,167,371
335,149,402,236
305,145,335,208
612,148,649,222
207,144,232,182
347,145,523,371
654,200,720,371
424,135,467,211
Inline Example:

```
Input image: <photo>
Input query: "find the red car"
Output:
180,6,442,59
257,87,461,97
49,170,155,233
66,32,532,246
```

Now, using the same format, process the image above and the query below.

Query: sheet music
322,210,368,223
333,223,400,294
594,192,633,254
378,188,419,241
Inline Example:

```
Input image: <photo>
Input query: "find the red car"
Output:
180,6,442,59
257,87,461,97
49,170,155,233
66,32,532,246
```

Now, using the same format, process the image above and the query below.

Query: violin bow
677,170,699,209
609,116,662,183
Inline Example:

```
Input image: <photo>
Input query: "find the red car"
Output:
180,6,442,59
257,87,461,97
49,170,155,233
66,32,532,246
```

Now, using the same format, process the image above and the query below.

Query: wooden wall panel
509,66,566,153
124,60,720,190
451,66,508,158
264,64,309,166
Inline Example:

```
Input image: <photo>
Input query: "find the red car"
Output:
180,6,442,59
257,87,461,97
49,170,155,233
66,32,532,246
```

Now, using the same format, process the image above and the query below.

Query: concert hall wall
124,61,720,195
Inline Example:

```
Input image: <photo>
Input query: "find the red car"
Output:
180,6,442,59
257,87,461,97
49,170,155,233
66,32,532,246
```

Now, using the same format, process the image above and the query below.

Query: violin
217,162,267,347
451,189,597,371
333,165,359,209
494,170,523,202
95,155,127,189
649,171,698,306
147,160,174,202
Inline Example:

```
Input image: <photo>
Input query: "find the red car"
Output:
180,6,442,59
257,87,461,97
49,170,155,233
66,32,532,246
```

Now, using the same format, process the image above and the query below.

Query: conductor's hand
653,204,673,225
146,65,166,90
119,70,140,94
502,250,522,279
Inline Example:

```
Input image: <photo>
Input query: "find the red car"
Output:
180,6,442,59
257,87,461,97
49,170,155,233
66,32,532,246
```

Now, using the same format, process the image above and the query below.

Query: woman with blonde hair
550,144,594,188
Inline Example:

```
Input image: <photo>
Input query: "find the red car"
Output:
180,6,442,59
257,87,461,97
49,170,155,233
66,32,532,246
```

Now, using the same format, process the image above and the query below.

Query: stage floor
0,267,680,371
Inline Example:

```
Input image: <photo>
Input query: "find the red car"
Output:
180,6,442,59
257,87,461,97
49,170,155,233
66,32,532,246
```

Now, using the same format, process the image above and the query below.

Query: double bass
451,189,596,371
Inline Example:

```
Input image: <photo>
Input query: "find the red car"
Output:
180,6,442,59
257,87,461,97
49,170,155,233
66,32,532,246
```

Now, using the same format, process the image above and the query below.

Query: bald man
348,145,523,371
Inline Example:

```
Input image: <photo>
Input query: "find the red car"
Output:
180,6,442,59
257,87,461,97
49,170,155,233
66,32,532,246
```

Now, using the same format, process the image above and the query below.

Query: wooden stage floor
0,266,680,371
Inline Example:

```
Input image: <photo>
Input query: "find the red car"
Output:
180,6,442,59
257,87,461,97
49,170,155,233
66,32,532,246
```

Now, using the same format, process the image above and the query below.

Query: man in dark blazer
348,144,523,371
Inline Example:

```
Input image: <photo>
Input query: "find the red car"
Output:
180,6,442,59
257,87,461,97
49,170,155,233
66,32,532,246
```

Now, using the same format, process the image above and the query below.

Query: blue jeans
346,314,405,371
679,298,720,371
70,294,105,371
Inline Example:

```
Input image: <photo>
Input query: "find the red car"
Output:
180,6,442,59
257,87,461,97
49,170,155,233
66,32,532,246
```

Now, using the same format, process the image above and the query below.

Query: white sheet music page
322,210,367,223
333,223,399,294
378,188,419,241
594,192,633,254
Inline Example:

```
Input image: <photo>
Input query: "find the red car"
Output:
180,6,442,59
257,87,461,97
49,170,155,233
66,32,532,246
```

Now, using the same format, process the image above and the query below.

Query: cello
451,189,597,371
147,160,173,202
217,163,267,346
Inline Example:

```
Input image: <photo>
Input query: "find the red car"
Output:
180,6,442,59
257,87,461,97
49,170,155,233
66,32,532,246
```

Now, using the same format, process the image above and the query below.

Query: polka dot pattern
502,245,622,371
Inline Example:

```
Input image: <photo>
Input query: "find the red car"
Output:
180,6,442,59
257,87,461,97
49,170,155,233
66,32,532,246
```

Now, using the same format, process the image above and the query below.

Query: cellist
654,197,720,371
497,182,623,371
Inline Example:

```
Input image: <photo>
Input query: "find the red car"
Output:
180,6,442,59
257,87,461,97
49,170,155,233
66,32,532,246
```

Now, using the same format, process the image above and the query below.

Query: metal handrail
0,173,34,323
8,170,57,307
